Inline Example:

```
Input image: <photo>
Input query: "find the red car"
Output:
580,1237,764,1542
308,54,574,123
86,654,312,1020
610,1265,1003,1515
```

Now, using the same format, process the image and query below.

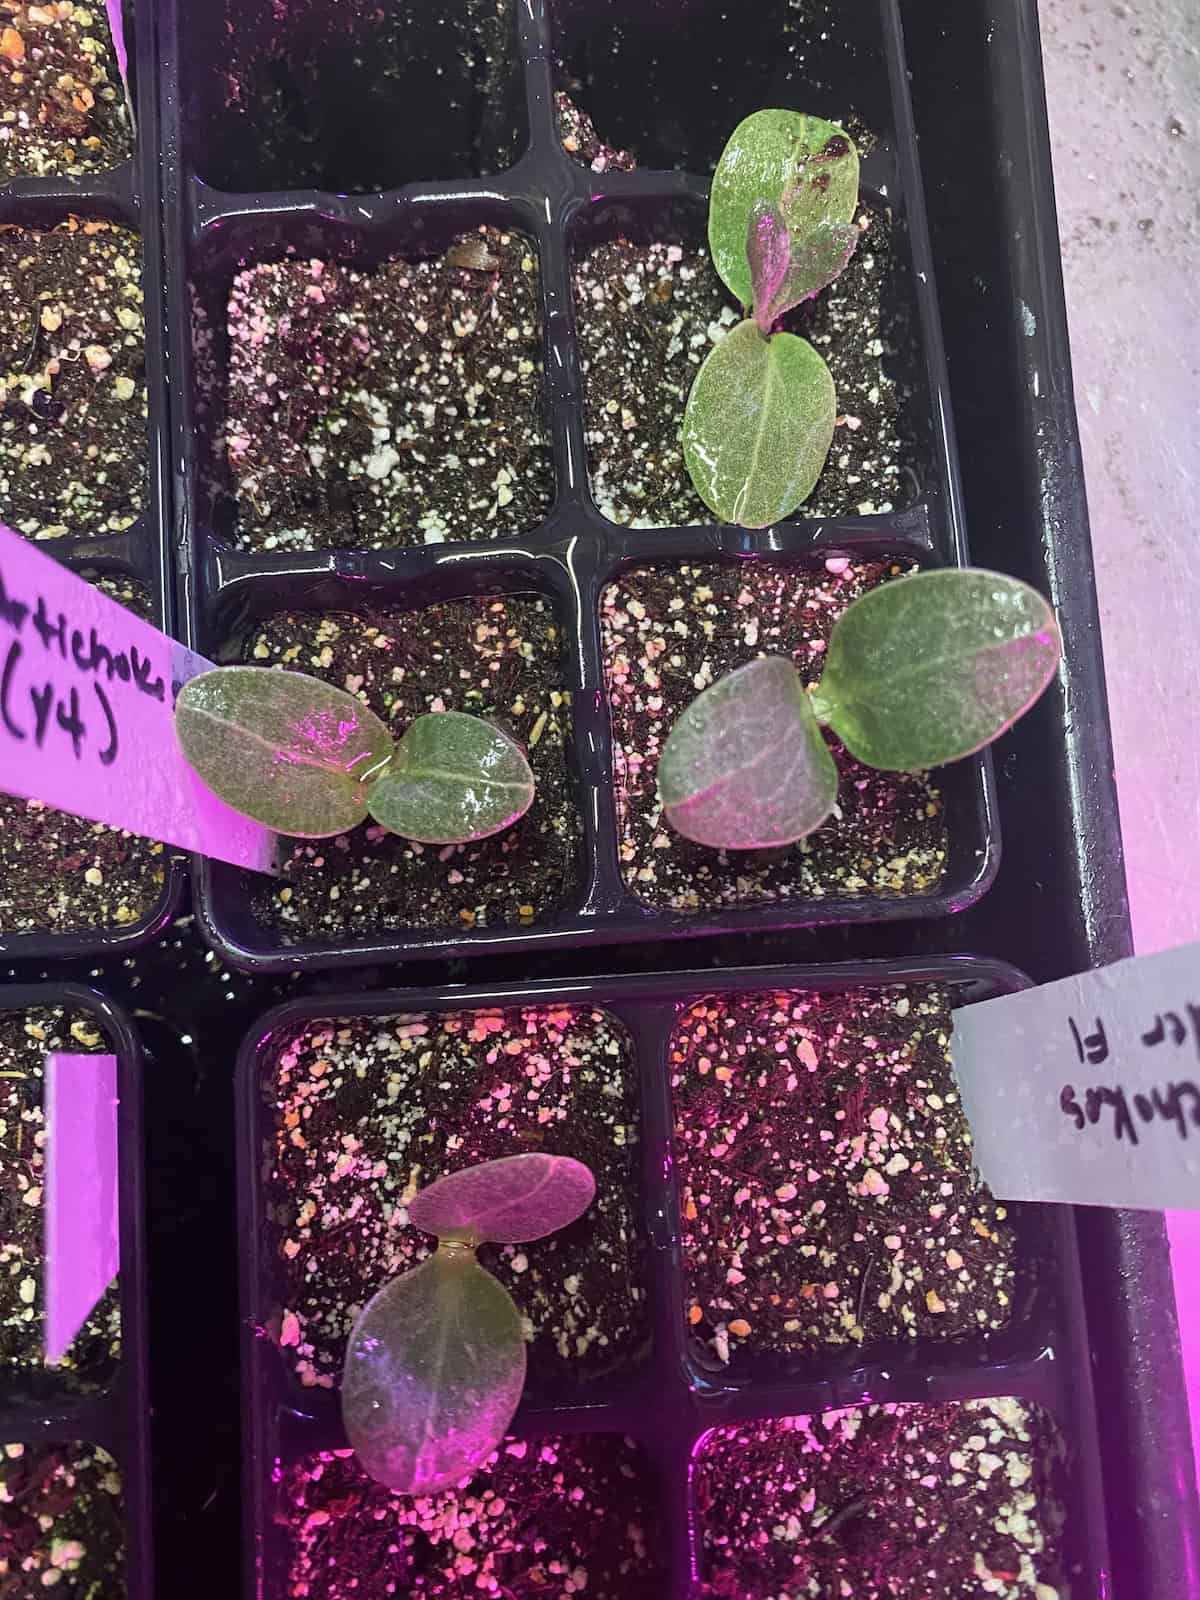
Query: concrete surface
1039,0,1200,1482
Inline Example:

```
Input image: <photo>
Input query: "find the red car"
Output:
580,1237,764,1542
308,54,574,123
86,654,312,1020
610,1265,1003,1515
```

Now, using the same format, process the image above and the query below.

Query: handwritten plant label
952,943,1200,1210
45,1053,119,1364
0,524,277,873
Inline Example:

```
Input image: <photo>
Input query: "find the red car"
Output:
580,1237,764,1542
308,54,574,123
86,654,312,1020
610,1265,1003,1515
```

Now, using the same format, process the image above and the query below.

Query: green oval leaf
815,568,1062,769
709,110,859,309
659,655,838,848
342,1250,526,1495
366,711,536,844
175,666,393,838
682,320,836,526
409,1154,596,1246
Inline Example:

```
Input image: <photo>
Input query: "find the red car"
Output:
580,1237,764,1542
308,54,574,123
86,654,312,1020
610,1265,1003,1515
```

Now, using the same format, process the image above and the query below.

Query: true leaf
366,711,535,844
342,1250,526,1495
659,655,838,848
747,203,859,331
709,109,859,309
747,202,792,334
175,666,393,838
813,569,1062,769
409,1154,596,1246
682,319,836,526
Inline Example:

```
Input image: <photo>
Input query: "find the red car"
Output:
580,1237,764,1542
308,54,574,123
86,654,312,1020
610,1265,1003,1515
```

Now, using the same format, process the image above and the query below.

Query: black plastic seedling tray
0,0,184,962
157,0,999,974
0,982,151,1598
237,957,1109,1600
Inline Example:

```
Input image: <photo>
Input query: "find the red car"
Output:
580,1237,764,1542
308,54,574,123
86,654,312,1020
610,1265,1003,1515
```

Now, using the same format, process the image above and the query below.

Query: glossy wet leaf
747,202,859,330
175,666,393,838
813,569,1062,769
342,1250,525,1495
409,1154,597,1246
366,711,535,844
659,656,838,848
683,319,836,526
709,109,859,309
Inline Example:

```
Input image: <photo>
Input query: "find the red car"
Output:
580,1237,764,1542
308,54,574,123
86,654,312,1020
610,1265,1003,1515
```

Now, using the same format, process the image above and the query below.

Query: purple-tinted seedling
683,110,860,525
748,202,792,336
747,202,860,335
410,1152,597,1245
341,1154,596,1495
176,667,536,846
661,569,1062,849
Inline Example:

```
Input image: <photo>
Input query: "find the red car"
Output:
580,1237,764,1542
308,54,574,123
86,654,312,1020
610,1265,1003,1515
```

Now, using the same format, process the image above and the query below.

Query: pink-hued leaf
409,1154,597,1245
659,656,838,847
754,221,860,329
342,1251,525,1495
747,202,792,335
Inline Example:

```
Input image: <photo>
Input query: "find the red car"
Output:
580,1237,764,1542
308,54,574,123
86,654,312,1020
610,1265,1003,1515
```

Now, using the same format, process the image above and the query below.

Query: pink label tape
0,524,277,873
45,1052,119,1365
104,0,131,97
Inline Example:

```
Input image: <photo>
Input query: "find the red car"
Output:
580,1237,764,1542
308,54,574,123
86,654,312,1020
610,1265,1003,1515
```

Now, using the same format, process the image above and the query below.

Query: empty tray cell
229,591,580,939
0,574,168,940
262,1005,647,1395
694,1398,1067,1599
670,986,1017,1370
0,1006,121,1394
551,0,891,174
0,1439,125,1595
281,1433,664,1599
179,0,527,195
602,559,947,914
0,1,130,179
572,199,920,527
0,218,146,541
224,229,553,552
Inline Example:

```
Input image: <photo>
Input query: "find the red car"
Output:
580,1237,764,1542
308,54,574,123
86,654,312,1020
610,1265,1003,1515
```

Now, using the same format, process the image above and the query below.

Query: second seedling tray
237,956,1107,1599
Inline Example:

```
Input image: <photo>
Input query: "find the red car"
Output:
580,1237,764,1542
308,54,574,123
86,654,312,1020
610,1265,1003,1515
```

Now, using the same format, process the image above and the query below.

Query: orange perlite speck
0,28,25,61
688,1305,703,1326
728,1318,752,1338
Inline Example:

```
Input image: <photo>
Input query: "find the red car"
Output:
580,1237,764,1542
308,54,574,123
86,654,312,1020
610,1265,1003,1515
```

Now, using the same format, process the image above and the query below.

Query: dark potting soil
0,218,146,541
552,3,880,176
671,987,1017,1366
0,1439,125,1597
574,212,909,528
240,596,580,942
224,229,553,553
695,1398,1066,1600
282,1434,663,1599
0,574,168,938
602,559,946,912
0,1007,121,1386
201,0,522,195
554,90,634,175
0,1,130,179
265,1007,646,1392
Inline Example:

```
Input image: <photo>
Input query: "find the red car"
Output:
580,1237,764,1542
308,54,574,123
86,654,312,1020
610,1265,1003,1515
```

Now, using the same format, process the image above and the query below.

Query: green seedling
683,109,860,527
175,665,535,844
340,1154,596,1494
658,568,1061,849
